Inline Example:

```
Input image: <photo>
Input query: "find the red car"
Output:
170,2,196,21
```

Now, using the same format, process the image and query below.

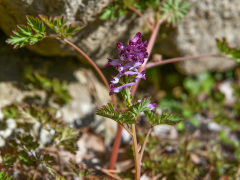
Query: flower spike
106,32,148,95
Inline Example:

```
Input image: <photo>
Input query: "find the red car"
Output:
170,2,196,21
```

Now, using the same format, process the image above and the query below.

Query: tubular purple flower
106,32,148,95
105,58,123,68
109,82,136,96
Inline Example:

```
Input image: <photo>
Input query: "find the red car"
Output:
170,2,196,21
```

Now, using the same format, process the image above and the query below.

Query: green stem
131,124,140,180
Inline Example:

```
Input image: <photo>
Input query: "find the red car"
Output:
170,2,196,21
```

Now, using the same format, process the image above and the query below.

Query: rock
153,124,178,139
121,128,132,144
0,0,144,66
0,83,23,109
175,0,240,74
39,128,52,146
140,173,151,180
0,136,5,147
218,80,235,105
76,131,106,163
0,37,116,145
208,122,222,132
0,129,13,139
0,110,3,120
6,118,17,129
1,0,240,75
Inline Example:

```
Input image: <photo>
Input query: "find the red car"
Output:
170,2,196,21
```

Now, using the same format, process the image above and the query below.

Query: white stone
219,80,235,105
208,122,222,132
153,125,178,139
6,118,17,129
0,129,12,139
40,129,52,145
0,136,5,147
121,128,132,143
0,110,3,120
140,173,151,180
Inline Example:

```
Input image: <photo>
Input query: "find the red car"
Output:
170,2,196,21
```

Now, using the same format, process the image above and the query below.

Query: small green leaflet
100,2,127,20
6,16,46,48
161,0,191,25
6,15,83,48
127,98,151,118
96,103,136,124
3,155,15,168
18,150,34,166
0,170,13,180
121,87,132,107
26,15,46,34
144,110,182,126
39,14,82,38
216,38,240,63
55,126,79,154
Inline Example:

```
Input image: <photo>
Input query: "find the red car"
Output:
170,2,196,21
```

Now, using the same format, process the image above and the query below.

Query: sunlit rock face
175,0,240,74
1,0,239,74
0,0,143,66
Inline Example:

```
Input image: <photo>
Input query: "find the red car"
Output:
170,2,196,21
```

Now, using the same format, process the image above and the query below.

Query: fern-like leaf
100,2,127,20
127,98,151,118
26,15,46,33
144,110,182,126
216,38,240,63
0,170,13,180
6,16,46,48
96,103,136,124
161,0,191,25
39,15,82,38
55,126,79,154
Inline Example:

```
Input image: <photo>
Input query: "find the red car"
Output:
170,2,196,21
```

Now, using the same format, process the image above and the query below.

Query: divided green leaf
6,15,83,48
121,87,132,107
144,110,182,126
127,98,151,117
161,0,191,25
0,170,13,180
3,155,15,168
26,15,46,34
23,66,71,106
18,150,34,166
39,14,82,38
216,38,240,63
55,126,79,154
96,103,136,124
100,2,127,20
6,16,46,48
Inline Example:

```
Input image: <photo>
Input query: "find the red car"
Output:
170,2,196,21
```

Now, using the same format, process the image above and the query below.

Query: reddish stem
109,124,123,169
139,128,152,162
128,6,154,31
131,18,165,97
109,17,167,170
145,54,214,69
59,38,116,106
59,37,123,171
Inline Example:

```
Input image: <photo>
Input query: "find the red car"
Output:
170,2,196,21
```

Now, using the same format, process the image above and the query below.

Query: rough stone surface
1,0,239,74
0,0,143,66
1,0,240,148
0,38,116,145
175,0,240,74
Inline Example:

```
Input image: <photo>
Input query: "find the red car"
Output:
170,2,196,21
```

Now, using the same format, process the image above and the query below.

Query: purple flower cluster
106,32,148,96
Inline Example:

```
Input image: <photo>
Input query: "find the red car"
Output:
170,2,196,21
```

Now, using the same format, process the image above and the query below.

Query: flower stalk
104,32,159,179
